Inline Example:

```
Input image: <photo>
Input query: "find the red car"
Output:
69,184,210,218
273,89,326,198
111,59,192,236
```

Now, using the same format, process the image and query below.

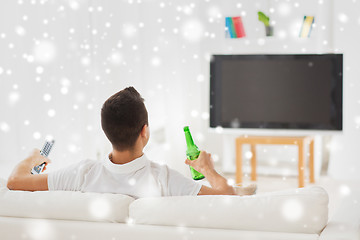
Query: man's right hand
7,148,50,191
28,148,51,171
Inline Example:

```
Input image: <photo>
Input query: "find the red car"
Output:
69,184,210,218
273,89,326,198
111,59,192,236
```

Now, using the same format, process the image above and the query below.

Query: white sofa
0,178,358,240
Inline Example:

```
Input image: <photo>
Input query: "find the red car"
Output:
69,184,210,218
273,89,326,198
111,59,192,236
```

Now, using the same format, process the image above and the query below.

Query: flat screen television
210,54,343,131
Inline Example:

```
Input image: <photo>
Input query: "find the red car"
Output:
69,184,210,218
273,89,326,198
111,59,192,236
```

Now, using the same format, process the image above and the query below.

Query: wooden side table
235,136,315,188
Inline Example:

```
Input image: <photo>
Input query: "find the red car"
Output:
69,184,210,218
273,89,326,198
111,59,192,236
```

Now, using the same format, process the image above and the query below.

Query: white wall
0,0,104,175
0,0,359,181
327,0,360,180
0,0,204,178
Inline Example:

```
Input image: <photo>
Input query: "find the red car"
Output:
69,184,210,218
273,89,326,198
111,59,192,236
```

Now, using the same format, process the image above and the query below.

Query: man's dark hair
101,87,148,151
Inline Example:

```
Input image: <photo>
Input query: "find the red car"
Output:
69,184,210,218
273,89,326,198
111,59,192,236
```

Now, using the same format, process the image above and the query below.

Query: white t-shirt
47,154,202,198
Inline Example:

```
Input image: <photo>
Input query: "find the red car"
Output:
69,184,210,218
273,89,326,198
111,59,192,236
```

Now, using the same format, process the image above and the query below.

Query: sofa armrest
320,196,360,240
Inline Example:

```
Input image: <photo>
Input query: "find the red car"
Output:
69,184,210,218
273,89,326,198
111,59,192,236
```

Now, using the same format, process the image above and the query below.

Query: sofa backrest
0,177,329,234
130,186,329,234
0,186,135,223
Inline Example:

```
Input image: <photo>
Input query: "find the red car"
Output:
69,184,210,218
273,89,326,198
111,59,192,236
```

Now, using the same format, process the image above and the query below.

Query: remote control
31,140,55,174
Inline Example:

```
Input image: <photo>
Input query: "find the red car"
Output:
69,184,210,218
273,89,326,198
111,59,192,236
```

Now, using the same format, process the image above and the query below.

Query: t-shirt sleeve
47,159,95,191
163,165,202,196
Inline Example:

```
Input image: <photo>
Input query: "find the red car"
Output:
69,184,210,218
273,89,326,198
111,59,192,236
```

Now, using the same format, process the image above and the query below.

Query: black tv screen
210,54,343,130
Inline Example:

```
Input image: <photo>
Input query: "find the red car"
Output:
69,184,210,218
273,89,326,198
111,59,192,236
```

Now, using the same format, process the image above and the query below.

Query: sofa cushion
0,187,134,223
0,216,320,240
129,186,328,234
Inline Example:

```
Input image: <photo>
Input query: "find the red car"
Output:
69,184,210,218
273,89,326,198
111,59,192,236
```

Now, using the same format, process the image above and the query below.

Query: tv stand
235,135,315,188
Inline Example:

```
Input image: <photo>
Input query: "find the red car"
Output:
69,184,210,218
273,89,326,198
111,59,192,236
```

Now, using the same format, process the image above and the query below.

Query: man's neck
109,148,143,165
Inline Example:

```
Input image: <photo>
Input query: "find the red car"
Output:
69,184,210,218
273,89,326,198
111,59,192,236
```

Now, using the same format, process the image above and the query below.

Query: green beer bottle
183,126,205,180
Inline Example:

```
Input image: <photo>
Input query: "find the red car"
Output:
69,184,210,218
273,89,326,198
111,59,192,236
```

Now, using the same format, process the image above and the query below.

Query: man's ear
140,124,148,138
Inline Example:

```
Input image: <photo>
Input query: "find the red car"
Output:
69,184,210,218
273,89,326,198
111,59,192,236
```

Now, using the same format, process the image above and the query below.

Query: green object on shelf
258,11,270,27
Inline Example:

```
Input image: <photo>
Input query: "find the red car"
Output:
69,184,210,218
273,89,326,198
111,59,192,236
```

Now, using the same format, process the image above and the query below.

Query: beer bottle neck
184,131,195,148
